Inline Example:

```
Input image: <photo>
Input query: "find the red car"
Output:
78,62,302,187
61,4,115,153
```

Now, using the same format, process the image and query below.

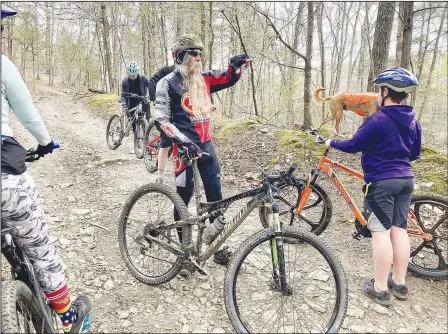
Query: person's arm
329,117,377,153
149,66,175,101
120,79,127,109
154,78,189,144
410,121,422,162
2,56,51,146
205,54,249,93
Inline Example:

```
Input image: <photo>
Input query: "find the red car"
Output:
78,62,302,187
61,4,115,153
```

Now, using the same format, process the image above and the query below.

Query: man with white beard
155,34,251,271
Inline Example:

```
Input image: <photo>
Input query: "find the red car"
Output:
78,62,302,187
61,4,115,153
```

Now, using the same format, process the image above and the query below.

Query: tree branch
251,3,308,61
256,52,305,70
413,6,448,14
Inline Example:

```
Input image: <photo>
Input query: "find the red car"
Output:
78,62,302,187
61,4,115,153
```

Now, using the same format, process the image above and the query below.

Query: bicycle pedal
352,232,361,241
190,258,209,276
81,314,91,332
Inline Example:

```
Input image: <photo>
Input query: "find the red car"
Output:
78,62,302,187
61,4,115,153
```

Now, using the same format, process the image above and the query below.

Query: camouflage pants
1,172,66,292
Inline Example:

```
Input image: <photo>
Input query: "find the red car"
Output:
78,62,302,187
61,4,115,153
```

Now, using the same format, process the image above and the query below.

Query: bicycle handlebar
122,92,149,104
301,128,327,145
25,142,61,162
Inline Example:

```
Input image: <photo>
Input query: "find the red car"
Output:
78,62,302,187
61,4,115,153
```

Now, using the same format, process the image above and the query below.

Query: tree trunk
49,3,55,86
160,10,168,66
395,2,404,66
417,8,446,122
175,3,185,37
334,2,351,93
303,2,314,128
417,4,432,79
140,3,149,75
100,4,115,93
400,2,414,69
346,3,360,90
200,2,207,69
367,2,396,92
208,2,214,70
318,3,326,120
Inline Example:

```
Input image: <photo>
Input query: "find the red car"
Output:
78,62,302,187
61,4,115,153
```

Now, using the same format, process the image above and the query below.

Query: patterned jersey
154,65,240,145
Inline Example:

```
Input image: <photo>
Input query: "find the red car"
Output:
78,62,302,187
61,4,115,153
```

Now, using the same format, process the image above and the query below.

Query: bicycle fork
267,204,292,296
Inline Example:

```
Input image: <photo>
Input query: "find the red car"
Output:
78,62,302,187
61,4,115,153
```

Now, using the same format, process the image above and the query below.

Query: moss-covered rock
413,145,447,195
87,94,120,117
216,119,258,140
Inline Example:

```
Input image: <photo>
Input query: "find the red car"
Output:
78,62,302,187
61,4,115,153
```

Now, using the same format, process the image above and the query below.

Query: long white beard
180,58,213,115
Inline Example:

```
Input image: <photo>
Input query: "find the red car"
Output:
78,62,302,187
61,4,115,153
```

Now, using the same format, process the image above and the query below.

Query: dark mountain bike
118,152,348,333
106,93,149,159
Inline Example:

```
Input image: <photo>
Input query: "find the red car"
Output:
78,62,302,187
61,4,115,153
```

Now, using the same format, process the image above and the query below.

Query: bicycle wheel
225,226,347,333
407,192,447,280
118,183,191,285
106,114,123,150
134,118,148,159
1,280,56,334
143,121,160,173
259,181,332,235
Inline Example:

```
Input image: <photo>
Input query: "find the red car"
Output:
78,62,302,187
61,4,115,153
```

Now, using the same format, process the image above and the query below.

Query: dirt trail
2,87,447,333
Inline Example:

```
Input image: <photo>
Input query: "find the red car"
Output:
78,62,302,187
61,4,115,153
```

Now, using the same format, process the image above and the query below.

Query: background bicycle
106,92,149,159
258,128,447,280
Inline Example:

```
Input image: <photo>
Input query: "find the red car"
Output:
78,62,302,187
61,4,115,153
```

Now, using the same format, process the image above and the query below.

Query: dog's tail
313,87,332,103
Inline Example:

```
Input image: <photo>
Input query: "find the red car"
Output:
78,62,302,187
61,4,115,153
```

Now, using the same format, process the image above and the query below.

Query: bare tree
417,8,446,122
100,4,115,92
317,3,326,120
400,2,414,69
367,2,396,91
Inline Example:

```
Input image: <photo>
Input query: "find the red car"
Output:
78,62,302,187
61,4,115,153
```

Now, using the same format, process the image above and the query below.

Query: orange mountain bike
261,129,447,280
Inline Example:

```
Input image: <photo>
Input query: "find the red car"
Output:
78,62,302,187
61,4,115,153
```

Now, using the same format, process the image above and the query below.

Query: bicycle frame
295,148,433,241
1,229,56,332
145,160,281,264
146,133,160,155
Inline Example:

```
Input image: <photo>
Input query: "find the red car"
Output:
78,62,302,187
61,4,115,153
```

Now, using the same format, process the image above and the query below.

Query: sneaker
63,296,91,333
156,178,164,185
213,246,232,266
362,278,391,306
388,275,408,300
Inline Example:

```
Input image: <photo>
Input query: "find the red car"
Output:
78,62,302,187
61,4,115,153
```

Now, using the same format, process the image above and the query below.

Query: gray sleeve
154,78,190,144
3,56,51,146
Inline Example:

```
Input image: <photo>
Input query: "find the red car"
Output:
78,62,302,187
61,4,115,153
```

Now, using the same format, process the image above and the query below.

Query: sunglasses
185,50,203,58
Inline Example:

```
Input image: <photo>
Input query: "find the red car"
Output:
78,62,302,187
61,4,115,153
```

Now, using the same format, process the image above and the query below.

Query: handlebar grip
287,163,298,176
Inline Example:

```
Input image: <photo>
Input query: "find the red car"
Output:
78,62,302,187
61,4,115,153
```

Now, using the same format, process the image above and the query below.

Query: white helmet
126,61,140,76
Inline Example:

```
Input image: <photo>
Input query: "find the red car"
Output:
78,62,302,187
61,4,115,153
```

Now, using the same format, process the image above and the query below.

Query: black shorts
159,131,173,149
363,177,414,231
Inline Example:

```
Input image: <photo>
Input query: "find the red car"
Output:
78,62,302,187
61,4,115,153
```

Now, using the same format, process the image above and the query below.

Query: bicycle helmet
1,5,17,18
126,61,140,76
373,67,418,93
172,34,204,64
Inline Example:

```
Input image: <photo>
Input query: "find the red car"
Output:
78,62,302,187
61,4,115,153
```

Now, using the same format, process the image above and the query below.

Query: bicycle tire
259,181,333,235
106,114,123,150
118,183,191,285
143,120,160,173
134,118,148,159
225,226,347,333
1,280,54,334
407,192,447,280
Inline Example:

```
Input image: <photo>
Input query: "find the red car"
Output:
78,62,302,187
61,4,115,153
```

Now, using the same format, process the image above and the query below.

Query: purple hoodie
330,105,422,183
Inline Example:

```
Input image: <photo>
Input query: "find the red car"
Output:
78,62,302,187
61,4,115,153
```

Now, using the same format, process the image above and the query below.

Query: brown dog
313,87,380,136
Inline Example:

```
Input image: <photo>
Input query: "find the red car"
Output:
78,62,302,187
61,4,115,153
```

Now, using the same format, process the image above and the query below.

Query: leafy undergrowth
412,146,448,195
87,94,120,118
